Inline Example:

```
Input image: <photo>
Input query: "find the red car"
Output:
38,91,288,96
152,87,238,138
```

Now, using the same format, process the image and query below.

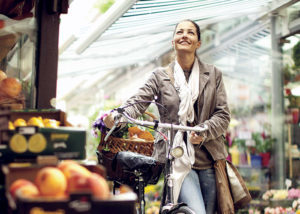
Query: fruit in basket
128,126,154,141
0,77,22,98
28,117,44,127
128,126,143,137
138,130,154,141
13,118,27,127
0,69,7,81
35,167,67,197
9,179,38,199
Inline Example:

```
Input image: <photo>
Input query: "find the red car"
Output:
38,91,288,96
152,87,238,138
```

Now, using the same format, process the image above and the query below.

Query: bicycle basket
98,134,154,157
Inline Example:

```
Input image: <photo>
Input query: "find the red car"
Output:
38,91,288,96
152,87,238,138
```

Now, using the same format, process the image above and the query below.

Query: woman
104,19,230,214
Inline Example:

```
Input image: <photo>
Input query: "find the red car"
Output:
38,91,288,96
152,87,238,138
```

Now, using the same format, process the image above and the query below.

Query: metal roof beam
74,0,137,54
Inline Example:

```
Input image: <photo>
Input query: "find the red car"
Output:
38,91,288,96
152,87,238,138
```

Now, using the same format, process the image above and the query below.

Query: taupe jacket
122,58,230,163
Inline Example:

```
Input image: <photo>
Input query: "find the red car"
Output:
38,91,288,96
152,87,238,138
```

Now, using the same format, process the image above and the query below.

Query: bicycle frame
105,107,208,213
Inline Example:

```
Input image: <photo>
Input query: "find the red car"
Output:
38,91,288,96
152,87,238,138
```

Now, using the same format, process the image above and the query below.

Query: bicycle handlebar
104,108,208,141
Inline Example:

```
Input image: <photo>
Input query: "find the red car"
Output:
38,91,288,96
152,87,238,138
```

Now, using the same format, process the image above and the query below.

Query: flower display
289,189,300,200
263,189,300,201
264,206,295,214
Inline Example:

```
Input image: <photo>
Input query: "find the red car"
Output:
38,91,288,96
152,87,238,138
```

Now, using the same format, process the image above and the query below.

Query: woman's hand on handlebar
190,131,204,145
103,112,119,129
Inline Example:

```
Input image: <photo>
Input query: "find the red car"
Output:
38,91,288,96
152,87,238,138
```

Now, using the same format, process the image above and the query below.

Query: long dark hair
173,19,201,41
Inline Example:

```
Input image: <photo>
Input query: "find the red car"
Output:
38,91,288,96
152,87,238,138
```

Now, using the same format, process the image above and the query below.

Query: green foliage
94,0,115,14
283,64,292,81
232,138,246,151
292,41,300,68
252,132,274,153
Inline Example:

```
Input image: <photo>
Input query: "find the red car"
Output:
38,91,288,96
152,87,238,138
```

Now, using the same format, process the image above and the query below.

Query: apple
15,183,39,199
35,167,67,197
88,173,110,200
67,173,90,193
67,172,110,200
9,179,35,198
58,160,91,181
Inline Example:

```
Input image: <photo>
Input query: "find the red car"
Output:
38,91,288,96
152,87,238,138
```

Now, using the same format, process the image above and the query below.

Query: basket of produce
93,111,163,184
99,126,154,157
94,112,156,157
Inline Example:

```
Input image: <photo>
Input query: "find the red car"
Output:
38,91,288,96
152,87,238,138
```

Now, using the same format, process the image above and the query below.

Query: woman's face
172,21,201,54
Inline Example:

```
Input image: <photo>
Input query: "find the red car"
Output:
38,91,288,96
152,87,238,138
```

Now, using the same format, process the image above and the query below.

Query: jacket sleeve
203,67,230,141
121,70,160,119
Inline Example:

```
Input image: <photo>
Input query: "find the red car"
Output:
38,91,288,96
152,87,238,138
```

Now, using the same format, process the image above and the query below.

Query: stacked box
0,109,86,162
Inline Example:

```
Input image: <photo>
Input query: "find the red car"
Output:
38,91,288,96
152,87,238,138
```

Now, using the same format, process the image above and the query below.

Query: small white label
0,144,7,149
18,127,36,135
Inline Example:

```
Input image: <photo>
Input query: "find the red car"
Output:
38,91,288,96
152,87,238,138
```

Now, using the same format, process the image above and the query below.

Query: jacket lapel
166,62,175,85
197,58,209,97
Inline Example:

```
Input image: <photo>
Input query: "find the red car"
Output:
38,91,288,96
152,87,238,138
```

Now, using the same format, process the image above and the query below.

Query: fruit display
3,161,137,214
10,116,60,130
0,110,87,161
8,161,110,201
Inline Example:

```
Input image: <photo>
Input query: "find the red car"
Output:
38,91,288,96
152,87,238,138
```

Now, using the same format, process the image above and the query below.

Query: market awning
59,0,297,77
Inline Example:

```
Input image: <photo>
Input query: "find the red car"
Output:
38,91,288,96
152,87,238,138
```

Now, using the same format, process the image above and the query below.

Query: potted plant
252,132,275,168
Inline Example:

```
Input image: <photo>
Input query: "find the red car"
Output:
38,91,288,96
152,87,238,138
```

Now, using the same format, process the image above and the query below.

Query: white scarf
172,59,199,203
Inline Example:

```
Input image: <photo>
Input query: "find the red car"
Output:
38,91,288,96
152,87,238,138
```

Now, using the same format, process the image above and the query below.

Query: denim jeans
178,168,217,214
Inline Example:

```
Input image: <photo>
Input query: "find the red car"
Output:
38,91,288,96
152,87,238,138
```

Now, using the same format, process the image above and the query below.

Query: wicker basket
98,134,154,157
97,111,156,157
0,94,25,110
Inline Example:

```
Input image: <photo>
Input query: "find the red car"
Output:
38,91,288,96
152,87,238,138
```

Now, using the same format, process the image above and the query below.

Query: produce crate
0,109,70,131
3,163,137,214
0,109,86,162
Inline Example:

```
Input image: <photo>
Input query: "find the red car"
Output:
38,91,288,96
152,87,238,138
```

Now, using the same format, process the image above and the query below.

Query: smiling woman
102,19,232,214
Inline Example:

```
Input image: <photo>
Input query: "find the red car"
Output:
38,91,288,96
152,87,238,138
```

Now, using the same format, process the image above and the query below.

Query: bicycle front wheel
169,206,196,214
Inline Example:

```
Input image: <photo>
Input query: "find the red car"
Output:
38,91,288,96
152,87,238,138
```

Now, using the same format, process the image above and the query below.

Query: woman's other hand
189,131,204,144
103,112,115,129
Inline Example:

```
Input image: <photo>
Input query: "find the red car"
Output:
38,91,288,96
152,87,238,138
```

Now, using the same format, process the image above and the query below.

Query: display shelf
237,166,270,199
0,14,37,109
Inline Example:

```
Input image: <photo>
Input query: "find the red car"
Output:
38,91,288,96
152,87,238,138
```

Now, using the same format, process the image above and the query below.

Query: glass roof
58,0,275,77
57,0,295,110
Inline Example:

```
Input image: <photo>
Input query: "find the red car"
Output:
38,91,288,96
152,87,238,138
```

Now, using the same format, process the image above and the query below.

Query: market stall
0,1,138,213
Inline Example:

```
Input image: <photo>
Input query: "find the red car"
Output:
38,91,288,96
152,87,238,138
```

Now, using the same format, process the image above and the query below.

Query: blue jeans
178,168,217,214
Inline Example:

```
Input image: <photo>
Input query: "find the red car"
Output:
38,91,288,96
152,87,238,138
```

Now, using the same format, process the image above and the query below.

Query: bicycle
97,106,208,214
